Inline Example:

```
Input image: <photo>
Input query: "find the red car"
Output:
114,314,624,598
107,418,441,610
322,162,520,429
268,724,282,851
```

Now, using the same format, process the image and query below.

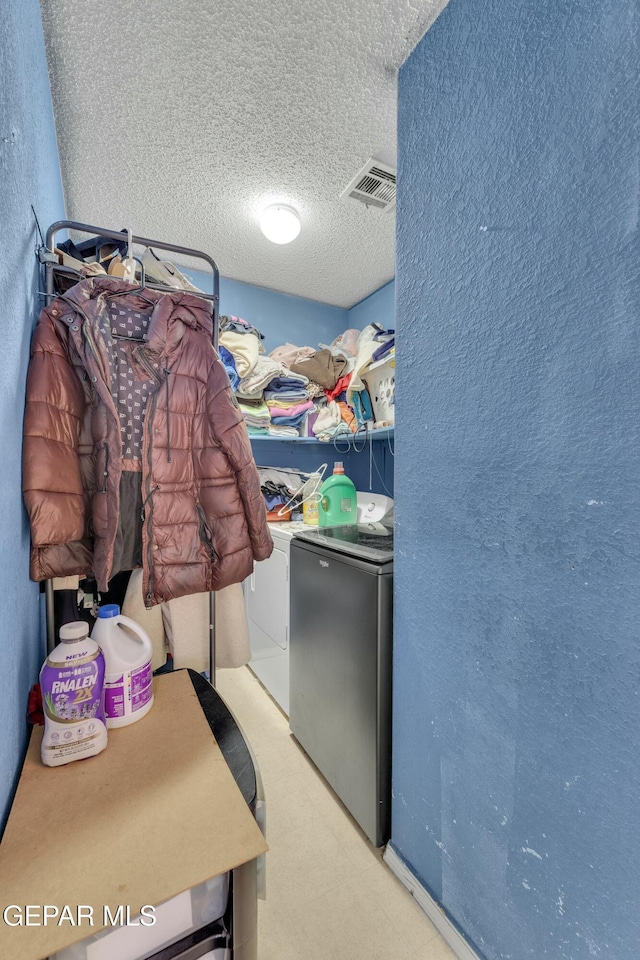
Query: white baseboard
383,844,482,960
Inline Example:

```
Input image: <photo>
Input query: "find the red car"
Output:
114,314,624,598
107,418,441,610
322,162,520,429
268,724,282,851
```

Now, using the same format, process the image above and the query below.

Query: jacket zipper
102,442,109,493
137,350,172,464
144,387,160,607
164,366,172,463
131,348,166,607
196,503,218,563
141,485,160,521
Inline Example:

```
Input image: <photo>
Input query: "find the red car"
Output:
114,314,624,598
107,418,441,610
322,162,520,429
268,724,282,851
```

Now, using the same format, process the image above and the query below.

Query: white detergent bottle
91,604,154,728
40,620,108,767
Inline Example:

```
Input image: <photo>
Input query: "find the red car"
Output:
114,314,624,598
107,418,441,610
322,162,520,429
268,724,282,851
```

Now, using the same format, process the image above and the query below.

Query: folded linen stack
220,322,395,442
237,356,308,399
268,423,301,438
264,376,312,435
237,397,271,436
269,343,349,402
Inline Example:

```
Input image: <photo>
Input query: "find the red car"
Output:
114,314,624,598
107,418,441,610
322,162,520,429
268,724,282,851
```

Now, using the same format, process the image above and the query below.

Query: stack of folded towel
264,376,313,434
237,356,307,398
216,318,395,441
235,355,312,437
237,397,271,436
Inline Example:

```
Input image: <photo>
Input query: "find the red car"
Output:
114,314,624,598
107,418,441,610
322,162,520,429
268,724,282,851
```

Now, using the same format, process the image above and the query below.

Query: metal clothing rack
39,220,221,684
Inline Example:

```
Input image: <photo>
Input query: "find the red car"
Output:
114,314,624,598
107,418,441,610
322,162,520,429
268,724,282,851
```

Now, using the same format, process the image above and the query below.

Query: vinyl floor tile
216,668,459,960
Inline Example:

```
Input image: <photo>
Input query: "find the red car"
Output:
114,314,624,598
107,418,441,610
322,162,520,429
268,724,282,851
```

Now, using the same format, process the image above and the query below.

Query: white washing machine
244,522,307,716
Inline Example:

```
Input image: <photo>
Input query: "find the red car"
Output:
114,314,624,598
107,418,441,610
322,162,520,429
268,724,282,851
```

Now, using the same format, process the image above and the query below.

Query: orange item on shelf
266,506,292,522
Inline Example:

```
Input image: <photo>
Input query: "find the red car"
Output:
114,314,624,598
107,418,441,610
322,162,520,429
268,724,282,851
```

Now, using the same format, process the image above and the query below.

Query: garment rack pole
42,220,221,686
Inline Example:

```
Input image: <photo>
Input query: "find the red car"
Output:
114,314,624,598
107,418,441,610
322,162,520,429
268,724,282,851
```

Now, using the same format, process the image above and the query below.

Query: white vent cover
342,158,397,211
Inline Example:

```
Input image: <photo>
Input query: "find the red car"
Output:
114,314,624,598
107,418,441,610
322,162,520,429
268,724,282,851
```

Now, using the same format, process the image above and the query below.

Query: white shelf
248,426,394,443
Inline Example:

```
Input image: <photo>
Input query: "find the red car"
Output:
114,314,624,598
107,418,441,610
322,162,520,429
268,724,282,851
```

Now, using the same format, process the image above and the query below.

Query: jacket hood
59,276,214,353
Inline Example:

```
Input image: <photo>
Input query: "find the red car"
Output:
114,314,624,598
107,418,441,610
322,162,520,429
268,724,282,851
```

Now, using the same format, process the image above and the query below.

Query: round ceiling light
259,204,301,244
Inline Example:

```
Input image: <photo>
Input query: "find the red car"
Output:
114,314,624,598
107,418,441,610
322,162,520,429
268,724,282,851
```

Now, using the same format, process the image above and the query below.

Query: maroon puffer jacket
23,277,272,605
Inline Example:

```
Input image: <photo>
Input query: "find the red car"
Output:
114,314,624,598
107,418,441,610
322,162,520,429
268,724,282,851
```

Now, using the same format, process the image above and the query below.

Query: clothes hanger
106,230,150,298
121,228,137,283
105,246,157,341
106,256,154,305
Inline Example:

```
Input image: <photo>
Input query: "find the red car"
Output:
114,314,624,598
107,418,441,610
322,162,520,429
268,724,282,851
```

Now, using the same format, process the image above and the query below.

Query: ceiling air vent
342,158,397,211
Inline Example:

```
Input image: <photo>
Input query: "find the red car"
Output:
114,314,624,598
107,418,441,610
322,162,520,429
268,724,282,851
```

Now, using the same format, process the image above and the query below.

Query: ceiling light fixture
260,204,301,244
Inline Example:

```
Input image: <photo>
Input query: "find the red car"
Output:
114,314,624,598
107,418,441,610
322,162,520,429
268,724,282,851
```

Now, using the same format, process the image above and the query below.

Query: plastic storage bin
50,876,230,960
362,353,395,425
48,669,265,960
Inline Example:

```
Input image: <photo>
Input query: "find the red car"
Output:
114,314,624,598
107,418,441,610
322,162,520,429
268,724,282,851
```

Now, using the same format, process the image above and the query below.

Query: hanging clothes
123,570,251,672
22,276,273,607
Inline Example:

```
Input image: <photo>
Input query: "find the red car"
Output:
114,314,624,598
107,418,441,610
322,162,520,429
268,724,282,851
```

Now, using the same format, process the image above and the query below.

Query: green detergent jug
318,461,357,527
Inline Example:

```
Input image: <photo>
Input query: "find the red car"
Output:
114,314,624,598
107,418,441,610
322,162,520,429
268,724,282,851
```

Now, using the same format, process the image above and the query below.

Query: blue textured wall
188,268,349,352
348,279,395,333
392,1,640,958
220,276,349,353
0,0,65,831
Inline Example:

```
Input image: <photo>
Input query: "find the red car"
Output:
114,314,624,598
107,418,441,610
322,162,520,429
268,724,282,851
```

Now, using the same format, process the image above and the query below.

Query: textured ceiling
40,0,448,308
